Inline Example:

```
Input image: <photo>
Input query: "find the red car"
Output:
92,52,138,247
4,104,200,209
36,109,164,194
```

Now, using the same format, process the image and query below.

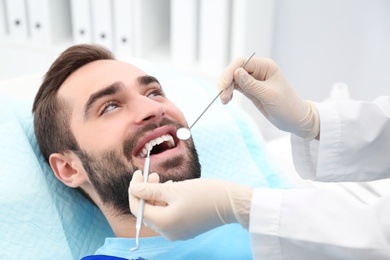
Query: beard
74,118,201,216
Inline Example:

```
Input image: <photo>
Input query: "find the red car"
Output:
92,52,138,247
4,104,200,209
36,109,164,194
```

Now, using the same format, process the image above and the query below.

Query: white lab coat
250,96,390,259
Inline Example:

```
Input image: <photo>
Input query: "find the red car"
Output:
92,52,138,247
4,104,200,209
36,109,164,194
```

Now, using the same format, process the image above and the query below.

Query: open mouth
136,134,176,158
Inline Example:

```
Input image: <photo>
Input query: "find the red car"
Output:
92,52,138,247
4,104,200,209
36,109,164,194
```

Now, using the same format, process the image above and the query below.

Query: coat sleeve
291,96,390,182
249,188,390,259
248,96,390,258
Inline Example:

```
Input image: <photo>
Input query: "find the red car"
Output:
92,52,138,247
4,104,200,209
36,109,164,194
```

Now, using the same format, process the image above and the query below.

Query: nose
133,96,166,125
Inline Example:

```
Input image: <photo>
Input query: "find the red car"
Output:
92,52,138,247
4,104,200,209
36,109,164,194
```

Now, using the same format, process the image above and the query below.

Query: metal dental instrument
176,52,256,140
130,143,152,252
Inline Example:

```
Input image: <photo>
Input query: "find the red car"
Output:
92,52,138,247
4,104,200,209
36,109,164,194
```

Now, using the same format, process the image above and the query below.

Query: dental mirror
176,127,191,140
176,52,256,140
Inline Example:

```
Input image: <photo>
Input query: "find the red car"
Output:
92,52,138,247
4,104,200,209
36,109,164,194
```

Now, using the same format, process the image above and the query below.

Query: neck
95,198,160,238
106,210,160,238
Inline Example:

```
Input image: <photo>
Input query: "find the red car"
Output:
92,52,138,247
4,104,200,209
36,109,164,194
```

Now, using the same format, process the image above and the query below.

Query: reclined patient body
0,44,290,259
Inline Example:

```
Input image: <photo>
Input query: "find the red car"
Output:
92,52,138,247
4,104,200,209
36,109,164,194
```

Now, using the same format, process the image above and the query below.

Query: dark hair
32,44,115,162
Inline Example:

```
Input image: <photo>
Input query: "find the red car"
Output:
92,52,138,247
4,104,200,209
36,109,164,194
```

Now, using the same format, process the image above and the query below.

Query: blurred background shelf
1,0,390,140
0,0,274,81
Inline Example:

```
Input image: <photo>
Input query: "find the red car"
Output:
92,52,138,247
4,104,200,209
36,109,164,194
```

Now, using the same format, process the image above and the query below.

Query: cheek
166,103,188,125
72,117,129,152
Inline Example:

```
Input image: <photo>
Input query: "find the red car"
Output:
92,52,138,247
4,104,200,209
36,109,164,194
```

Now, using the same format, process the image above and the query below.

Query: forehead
58,59,147,101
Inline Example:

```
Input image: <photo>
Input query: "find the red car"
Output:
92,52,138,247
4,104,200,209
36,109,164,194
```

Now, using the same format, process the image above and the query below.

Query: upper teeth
137,134,175,158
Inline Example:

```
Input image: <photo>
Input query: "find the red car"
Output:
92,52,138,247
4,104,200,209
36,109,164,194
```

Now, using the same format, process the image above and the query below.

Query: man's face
58,60,200,214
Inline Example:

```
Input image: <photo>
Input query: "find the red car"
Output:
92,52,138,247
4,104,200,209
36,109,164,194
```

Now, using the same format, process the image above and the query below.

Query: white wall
240,0,390,140
272,0,390,102
1,0,389,140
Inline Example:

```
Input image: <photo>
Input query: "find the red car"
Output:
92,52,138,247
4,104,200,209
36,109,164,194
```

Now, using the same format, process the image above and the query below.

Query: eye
147,88,165,98
99,100,120,116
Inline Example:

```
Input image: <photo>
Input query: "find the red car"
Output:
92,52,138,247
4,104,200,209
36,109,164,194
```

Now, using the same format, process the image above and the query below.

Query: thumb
234,68,253,90
131,181,166,202
234,68,267,104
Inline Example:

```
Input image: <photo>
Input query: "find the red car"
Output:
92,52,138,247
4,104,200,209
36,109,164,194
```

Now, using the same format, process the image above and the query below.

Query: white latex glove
129,171,253,241
218,57,320,140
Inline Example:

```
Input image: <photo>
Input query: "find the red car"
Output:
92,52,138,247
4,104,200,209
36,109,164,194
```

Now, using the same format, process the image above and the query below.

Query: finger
142,200,169,230
129,169,143,197
247,57,279,80
145,172,166,206
220,83,234,104
218,58,246,91
148,172,160,183
129,170,143,215
131,182,168,202
131,169,144,184
142,205,173,237
233,68,251,89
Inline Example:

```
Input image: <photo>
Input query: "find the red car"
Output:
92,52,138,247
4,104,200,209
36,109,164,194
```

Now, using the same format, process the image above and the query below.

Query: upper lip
133,125,179,158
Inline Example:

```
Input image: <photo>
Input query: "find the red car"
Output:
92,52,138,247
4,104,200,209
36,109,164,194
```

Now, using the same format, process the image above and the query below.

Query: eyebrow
83,75,161,120
138,75,160,86
84,81,125,120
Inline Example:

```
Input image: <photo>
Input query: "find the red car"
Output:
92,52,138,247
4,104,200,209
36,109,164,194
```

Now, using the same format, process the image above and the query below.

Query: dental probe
130,143,152,252
176,52,256,141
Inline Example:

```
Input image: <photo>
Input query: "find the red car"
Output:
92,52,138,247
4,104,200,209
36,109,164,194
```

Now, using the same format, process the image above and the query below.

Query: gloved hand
218,57,320,140
129,170,253,241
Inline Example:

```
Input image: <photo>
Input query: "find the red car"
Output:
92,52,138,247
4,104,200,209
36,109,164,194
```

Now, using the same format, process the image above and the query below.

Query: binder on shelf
0,0,7,40
170,0,198,64
70,0,92,44
26,0,72,46
91,0,114,50
112,0,133,58
132,0,170,58
230,0,275,59
4,0,28,42
198,0,231,71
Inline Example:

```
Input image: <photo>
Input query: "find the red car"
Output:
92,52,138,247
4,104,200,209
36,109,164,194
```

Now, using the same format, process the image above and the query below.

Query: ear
49,152,88,188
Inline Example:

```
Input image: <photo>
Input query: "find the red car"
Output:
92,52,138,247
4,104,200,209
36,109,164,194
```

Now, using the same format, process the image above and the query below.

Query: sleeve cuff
249,188,284,258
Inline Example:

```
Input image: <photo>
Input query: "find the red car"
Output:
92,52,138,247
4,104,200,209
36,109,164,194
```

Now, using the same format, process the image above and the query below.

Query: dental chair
4,59,389,259
0,60,296,259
